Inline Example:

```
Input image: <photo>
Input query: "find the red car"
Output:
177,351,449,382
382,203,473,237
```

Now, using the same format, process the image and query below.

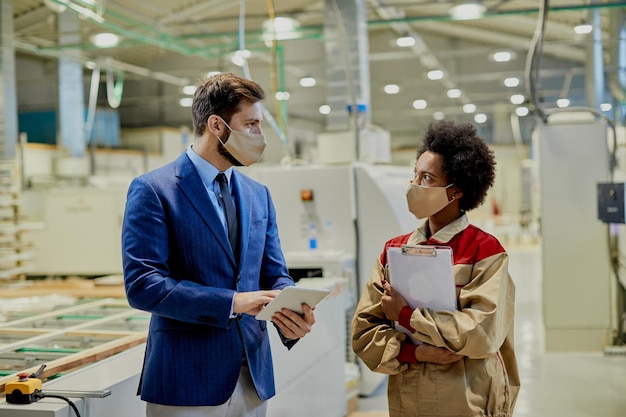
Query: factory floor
351,243,626,417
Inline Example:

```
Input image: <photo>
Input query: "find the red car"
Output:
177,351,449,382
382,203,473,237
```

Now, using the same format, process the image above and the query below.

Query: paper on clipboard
387,245,456,344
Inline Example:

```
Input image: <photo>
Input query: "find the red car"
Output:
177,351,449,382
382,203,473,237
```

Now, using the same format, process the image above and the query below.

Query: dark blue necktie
216,173,238,254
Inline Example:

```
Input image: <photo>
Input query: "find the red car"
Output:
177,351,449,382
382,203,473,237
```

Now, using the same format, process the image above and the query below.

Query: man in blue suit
122,73,316,417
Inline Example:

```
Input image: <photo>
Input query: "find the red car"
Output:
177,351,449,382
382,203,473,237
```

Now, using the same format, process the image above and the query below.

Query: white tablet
255,286,330,321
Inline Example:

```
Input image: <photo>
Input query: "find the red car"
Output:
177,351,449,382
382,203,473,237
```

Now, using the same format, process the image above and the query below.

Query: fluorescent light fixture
275,91,290,101
182,85,197,95
515,106,529,117
510,94,525,105
427,70,444,80
384,84,400,94
492,51,513,62
447,88,462,98
574,24,593,34
557,98,570,108
396,36,416,47
299,76,316,87
504,77,520,87
474,113,487,124
600,103,612,112
463,103,477,113
91,32,119,48
179,98,193,107
412,99,428,110
85,61,97,70
449,2,486,20
319,105,331,115
433,111,446,121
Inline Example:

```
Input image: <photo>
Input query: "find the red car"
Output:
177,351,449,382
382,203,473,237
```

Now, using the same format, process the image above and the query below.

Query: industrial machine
534,114,617,351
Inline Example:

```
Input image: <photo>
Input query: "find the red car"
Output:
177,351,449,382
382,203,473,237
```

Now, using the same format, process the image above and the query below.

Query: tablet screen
255,286,330,321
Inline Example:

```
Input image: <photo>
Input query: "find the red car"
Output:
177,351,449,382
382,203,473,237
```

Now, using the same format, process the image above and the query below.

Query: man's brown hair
191,73,265,137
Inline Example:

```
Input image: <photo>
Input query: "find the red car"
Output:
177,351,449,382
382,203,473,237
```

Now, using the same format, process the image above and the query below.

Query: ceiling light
463,103,477,113
557,98,570,108
574,24,593,34
231,50,251,67
447,88,462,98
427,70,444,80
90,32,120,48
504,77,520,87
433,111,446,121
412,99,428,110
515,107,529,117
384,84,400,94
182,85,196,95
600,103,612,112
510,94,525,105
396,36,416,47
449,2,486,20
44,0,67,13
262,16,300,42
299,76,316,87
275,91,290,101
179,98,193,107
492,51,515,62
319,105,331,115
474,113,487,124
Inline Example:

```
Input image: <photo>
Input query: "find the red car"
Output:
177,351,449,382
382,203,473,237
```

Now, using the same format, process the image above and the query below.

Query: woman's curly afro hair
417,120,495,212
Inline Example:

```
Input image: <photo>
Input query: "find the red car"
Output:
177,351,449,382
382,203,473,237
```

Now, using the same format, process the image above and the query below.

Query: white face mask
406,183,454,219
217,117,266,166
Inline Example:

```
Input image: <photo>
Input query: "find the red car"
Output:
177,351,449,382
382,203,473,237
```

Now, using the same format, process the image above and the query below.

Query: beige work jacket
352,214,520,417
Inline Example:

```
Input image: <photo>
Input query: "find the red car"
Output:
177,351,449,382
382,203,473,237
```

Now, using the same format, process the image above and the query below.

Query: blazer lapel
174,153,236,266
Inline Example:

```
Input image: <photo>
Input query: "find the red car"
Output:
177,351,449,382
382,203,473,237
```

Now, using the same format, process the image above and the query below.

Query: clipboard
387,245,456,344
255,286,330,321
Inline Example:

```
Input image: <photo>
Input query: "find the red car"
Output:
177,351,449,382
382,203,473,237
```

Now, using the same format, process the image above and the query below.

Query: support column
586,7,604,110
0,0,17,160
57,12,85,158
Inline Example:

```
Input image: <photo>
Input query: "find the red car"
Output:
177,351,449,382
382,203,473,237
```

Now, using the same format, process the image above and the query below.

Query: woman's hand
381,278,409,321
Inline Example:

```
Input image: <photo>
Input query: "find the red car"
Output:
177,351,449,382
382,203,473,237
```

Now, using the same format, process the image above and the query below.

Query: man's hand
271,303,315,340
233,290,281,316
381,278,409,321
415,344,464,365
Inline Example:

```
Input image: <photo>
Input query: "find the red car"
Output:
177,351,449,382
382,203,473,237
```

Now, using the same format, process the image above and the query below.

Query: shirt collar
186,145,233,186
411,213,469,245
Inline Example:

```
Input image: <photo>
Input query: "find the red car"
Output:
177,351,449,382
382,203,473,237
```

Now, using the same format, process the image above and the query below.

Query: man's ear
206,115,224,136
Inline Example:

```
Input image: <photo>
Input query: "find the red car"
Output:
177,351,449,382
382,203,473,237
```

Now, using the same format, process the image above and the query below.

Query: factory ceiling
11,0,626,146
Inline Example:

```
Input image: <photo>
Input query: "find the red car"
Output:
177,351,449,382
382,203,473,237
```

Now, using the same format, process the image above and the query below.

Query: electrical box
597,182,626,224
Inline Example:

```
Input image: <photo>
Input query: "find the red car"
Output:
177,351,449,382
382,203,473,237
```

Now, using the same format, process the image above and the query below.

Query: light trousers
146,365,267,417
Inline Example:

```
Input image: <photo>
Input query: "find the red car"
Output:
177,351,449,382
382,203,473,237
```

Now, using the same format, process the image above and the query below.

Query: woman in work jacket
352,120,520,417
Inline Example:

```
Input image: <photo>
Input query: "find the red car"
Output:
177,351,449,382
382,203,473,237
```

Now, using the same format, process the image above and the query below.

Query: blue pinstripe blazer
122,152,294,406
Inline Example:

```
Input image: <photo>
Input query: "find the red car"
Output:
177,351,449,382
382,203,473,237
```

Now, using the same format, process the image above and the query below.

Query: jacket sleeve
352,259,407,375
407,251,516,358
